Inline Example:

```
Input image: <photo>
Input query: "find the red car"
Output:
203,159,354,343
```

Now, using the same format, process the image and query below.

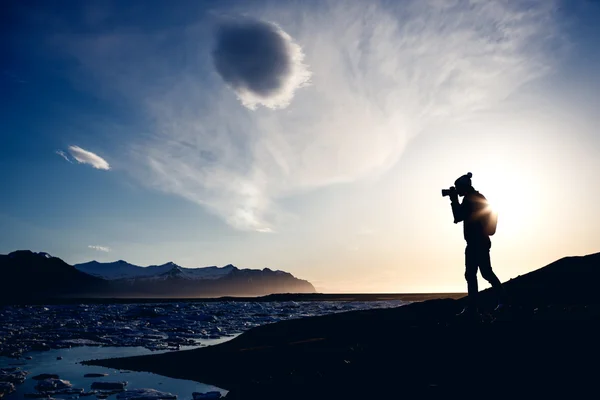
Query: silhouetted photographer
443,172,507,317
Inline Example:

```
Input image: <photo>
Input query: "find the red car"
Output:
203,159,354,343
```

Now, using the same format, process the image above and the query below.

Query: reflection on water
0,342,233,400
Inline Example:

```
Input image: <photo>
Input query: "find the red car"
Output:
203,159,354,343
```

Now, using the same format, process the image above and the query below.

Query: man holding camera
444,172,507,317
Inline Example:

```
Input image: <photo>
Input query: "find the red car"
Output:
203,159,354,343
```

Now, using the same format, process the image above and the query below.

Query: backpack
484,208,498,236
472,192,498,236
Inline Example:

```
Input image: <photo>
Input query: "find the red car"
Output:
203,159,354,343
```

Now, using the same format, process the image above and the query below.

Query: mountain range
0,250,316,301
74,260,239,281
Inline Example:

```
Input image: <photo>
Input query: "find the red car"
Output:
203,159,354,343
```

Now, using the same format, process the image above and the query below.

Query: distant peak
8,250,53,259
159,261,180,268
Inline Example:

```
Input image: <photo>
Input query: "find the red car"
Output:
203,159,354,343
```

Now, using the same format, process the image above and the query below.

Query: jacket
451,190,492,244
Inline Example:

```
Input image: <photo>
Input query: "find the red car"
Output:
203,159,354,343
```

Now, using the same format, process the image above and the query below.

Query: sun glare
474,166,537,236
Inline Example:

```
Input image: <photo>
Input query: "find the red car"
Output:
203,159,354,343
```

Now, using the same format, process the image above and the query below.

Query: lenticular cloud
212,18,311,110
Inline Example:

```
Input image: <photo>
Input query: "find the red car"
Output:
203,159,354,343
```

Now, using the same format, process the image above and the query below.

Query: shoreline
83,297,600,399
0,292,465,306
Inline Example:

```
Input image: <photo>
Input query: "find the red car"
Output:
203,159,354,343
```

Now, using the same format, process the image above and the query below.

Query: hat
454,172,473,188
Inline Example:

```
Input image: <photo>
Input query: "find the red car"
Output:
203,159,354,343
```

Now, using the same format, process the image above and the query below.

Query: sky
1,0,599,293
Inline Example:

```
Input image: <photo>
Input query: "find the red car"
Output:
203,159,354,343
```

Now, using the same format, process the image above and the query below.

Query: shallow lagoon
0,299,406,399
0,343,231,400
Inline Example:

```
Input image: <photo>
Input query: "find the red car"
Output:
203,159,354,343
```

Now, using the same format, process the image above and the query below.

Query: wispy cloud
63,0,563,231
88,245,111,252
68,145,110,170
55,150,73,163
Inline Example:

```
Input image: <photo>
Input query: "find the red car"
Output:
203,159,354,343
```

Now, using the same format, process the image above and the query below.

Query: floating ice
34,378,72,391
116,388,177,400
0,367,28,384
193,391,222,400
0,382,16,396
91,382,127,391
0,300,406,357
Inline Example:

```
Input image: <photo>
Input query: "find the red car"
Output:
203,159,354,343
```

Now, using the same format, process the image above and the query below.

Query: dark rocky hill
0,251,109,300
85,251,600,399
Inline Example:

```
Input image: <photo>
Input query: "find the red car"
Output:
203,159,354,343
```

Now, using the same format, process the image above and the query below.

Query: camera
441,186,456,197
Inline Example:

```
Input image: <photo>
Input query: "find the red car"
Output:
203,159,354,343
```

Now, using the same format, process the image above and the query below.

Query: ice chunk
192,391,222,400
60,339,104,347
0,368,28,384
116,388,177,400
91,382,127,390
48,388,84,395
0,382,16,396
35,379,72,391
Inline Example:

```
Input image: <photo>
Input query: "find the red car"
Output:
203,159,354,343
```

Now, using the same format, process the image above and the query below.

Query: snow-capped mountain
74,261,239,281
1,250,316,301
148,263,238,281
74,260,166,280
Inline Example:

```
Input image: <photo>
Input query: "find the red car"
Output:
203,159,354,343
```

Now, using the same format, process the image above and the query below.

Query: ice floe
90,381,127,390
192,391,222,400
0,382,16,397
117,388,177,400
0,300,404,358
34,378,72,391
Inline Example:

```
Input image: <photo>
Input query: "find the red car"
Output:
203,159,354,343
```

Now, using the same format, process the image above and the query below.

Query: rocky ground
84,253,600,399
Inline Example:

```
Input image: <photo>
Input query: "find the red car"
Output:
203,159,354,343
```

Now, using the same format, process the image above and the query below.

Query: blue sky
1,0,599,292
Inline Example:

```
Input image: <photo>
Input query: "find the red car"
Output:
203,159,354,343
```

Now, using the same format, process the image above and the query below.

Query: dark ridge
0,250,108,301
84,251,600,399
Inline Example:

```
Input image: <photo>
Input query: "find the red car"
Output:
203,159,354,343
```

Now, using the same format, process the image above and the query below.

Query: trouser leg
478,243,507,304
464,245,479,309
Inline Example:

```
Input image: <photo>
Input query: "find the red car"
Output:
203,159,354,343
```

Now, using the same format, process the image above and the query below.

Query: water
0,300,407,399
0,343,231,400
0,301,406,357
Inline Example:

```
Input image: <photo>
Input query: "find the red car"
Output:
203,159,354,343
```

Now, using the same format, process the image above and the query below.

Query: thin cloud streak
64,0,563,231
68,145,111,170
55,150,73,163
88,245,111,252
